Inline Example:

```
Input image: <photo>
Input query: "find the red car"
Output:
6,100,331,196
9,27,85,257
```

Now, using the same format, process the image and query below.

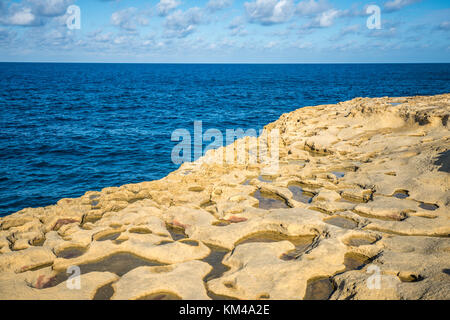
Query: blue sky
0,0,449,62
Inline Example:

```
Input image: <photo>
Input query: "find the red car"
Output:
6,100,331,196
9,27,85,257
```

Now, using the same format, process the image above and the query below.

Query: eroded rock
0,94,448,300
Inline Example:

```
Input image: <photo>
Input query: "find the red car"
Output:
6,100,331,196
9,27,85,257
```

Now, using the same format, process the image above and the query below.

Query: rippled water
1,63,449,216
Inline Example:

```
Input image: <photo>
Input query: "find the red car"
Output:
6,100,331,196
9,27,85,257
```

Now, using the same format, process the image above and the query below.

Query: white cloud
0,27,16,45
28,0,73,17
230,27,247,36
367,27,397,38
315,8,340,27
111,7,148,31
329,24,360,41
341,24,360,35
0,0,74,26
229,16,245,29
228,16,247,36
88,30,113,43
157,0,181,17
291,40,313,49
384,0,420,12
296,0,330,16
164,7,204,38
245,0,295,25
207,0,233,12
18,21,82,51
8,7,36,25
296,7,342,32
438,21,450,31
0,4,41,26
264,40,278,48
113,35,129,45
343,3,371,17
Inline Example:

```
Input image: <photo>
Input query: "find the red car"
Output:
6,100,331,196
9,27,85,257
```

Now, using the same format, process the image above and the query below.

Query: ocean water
1,63,449,216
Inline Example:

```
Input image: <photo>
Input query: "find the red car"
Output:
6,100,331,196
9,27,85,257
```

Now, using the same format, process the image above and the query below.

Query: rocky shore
0,94,449,300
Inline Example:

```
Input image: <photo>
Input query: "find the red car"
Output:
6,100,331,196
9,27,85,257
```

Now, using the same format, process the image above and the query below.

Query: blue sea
1,63,449,216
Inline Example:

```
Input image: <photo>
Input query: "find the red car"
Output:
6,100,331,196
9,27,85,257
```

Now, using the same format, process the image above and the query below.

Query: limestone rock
0,94,448,300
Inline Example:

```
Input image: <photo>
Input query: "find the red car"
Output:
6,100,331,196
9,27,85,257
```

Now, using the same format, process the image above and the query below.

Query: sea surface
1,63,449,216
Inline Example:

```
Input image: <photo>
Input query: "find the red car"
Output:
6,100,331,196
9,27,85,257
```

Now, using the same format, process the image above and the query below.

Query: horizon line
1,61,450,64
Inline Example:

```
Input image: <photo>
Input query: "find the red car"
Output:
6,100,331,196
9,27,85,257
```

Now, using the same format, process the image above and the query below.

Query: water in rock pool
252,189,289,210
1,63,450,216
287,184,314,204
324,216,358,229
49,253,165,288
304,278,335,300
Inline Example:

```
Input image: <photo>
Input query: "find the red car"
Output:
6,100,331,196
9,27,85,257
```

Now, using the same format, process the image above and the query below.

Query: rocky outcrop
0,94,449,300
